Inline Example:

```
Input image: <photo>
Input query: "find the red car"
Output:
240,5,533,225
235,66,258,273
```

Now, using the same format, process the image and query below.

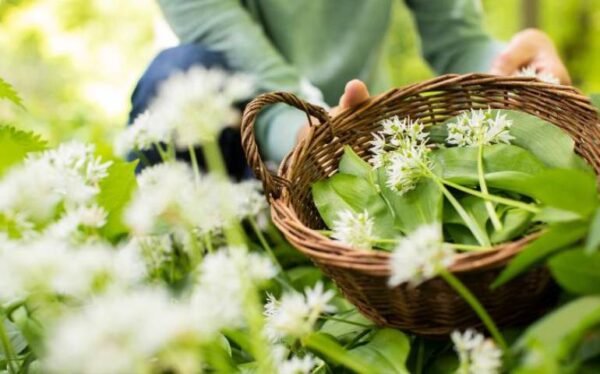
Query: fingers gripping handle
240,92,330,198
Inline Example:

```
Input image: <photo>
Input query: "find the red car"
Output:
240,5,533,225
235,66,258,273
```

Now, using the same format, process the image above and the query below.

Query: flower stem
478,142,503,231
0,315,18,374
188,144,201,183
203,234,213,253
153,142,170,163
248,217,293,287
442,179,539,213
202,139,228,178
449,243,492,251
432,177,490,247
242,279,276,373
438,268,508,351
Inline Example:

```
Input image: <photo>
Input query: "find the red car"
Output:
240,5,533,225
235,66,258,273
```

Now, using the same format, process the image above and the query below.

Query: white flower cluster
388,223,455,287
451,329,503,374
115,67,254,155
0,141,112,239
264,282,336,342
331,209,374,249
191,248,277,336
43,288,201,374
272,346,319,374
517,66,560,85
0,237,144,303
369,116,431,195
125,162,266,238
446,108,514,147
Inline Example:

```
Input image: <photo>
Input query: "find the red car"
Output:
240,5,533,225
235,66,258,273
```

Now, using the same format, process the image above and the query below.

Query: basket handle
241,92,331,198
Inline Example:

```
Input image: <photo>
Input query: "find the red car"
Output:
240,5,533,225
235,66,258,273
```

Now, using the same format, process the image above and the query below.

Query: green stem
154,142,170,163
432,178,490,247
188,144,202,183
318,316,372,328
203,234,213,253
0,315,18,374
438,268,508,351
203,139,228,178
442,179,539,213
449,243,492,252
248,217,292,286
415,337,425,374
242,280,276,373
478,142,503,231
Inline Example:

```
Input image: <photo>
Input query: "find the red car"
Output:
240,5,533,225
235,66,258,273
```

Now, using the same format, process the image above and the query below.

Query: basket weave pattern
241,74,600,335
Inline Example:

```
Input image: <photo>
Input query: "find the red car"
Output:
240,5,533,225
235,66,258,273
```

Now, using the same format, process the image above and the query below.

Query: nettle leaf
0,77,24,109
377,169,443,234
0,125,46,176
347,329,410,374
98,160,138,240
492,221,588,288
431,144,546,186
312,173,396,245
514,296,600,369
549,248,600,295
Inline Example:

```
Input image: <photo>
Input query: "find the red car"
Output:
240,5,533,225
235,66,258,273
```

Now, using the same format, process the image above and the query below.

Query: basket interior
283,81,600,230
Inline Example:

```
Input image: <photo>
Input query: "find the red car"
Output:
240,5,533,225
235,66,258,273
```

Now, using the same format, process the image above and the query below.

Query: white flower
191,248,276,336
151,67,253,148
45,204,108,240
277,355,318,374
451,329,502,374
518,66,560,85
43,288,201,374
331,210,374,249
388,223,455,287
114,110,173,156
384,140,430,194
0,238,144,302
234,180,268,219
446,108,514,147
264,282,335,341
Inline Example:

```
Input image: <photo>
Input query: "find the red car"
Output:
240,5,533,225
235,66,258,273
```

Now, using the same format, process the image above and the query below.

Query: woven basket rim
242,73,599,276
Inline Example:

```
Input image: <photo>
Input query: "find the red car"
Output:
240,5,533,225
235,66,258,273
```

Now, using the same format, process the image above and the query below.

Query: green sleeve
405,0,505,74
157,0,325,164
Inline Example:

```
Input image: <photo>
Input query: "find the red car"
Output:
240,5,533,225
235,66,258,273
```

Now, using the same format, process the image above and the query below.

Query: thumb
339,79,370,109
490,30,538,75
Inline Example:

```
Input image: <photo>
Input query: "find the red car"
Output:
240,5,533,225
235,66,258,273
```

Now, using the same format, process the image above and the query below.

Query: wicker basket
240,74,600,336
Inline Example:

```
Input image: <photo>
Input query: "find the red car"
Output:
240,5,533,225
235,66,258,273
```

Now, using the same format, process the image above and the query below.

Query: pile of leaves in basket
1,71,600,374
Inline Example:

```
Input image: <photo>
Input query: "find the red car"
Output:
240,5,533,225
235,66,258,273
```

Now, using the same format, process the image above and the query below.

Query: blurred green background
0,0,598,151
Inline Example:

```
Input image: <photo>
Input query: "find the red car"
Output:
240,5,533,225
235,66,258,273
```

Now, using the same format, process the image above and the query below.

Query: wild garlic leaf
443,195,490,245
514,296,600,368
586,208,600,254
338,145,372,179
0,124,47,177
377,168,443,234
492,221,588,288
431,144,546,186
347,329,410,374
320,308,373,344
548,248,600,295
490,208,533,244
312,173,396,243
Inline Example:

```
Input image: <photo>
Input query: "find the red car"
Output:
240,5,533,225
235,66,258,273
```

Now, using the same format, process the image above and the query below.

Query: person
128,0,570,179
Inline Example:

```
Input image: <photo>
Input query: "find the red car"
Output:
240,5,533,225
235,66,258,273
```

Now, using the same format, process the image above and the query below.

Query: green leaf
589,93,600,112
320,308,373,343
286,266,323,290
339,146,372,179
312,173,396,244
431,144,546,186
549,248,600,295
0,125,46,176
492,221,588,288
501,110,591,171
491,208,533,244
97,160,138,240
586,207,600,254
515,296,600,365
303,332,372,374
0,319,27,359
443,195,490,245
510,169,598,218
377,169,443,234
347,329,410,374
0,77,24,109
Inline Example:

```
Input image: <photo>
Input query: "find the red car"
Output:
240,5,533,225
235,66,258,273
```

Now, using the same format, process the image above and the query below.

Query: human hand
490,28,571,85
296,79,370,143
